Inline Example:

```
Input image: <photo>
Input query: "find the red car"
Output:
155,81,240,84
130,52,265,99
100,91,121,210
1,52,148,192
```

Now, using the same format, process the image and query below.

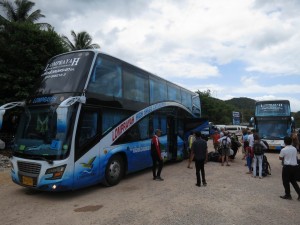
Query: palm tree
61,30,100,51
0,0,51,29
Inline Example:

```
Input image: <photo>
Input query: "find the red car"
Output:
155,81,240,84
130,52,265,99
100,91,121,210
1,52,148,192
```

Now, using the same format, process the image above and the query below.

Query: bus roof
51,49,198,97
255,100,290,105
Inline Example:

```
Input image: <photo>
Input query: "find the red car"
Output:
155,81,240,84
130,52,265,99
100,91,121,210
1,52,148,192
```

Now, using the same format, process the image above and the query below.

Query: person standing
220,127,225,138
279,136,300,200
212,129,220,152
247,129,255,149
230,133,240,160
218,132,231,166
241,128,249,160
187,131,196,169
291,131,299,152
191,131,208,187
244,140,253,174
151,129,164,181
252,134,267,179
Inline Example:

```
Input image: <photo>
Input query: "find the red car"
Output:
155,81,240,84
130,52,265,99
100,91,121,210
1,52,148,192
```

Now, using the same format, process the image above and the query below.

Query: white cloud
16,0,300,112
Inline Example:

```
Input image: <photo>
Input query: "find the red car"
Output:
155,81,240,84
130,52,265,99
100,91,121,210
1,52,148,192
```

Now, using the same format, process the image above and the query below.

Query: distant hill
225,97,256,110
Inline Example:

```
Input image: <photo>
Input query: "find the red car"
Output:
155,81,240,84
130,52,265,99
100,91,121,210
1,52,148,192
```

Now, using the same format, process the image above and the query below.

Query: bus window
181,90,192,111
87,56,122,98
149,78,167,104
77,112,98,148
167,84,181,103
152,114,167,135
114,116,149,144
138,116,150,139
102,109,129,134
123,69,149,103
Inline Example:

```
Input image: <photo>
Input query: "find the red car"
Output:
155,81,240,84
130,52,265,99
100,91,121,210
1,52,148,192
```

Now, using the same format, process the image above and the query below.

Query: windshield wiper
27,155,54,165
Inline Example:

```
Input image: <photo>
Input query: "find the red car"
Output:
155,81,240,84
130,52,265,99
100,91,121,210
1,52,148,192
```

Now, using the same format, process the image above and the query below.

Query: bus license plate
22,176,33,186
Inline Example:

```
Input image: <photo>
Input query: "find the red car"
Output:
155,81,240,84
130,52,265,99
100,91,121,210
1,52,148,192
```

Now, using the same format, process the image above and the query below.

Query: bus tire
104,155,124,186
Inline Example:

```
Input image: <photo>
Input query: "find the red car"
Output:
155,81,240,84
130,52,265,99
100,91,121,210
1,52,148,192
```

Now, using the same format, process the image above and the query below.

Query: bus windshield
258,120,290,140
255,102,290,117
35,51,95,95
12,105,76,160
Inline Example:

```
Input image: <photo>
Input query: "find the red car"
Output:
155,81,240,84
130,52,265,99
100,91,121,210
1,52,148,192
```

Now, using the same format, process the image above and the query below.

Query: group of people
241,128,300,200
211,127,240,166
150,127,300,201
151,129,208,187
241,128,268,178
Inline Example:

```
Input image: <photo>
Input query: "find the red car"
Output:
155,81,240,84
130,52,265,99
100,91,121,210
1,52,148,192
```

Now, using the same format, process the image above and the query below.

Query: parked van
201,127,210,140
225,125,247,136
215,124,226,131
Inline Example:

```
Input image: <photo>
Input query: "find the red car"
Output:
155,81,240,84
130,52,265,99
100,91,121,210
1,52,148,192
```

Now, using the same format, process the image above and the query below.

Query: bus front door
167,116,177,161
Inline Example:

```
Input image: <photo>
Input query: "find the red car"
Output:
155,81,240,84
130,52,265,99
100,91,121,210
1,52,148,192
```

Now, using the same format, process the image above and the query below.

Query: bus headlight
45,165,66,180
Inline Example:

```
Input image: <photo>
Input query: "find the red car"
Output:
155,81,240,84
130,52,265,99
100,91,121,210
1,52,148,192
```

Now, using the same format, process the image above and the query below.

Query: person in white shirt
279,136,300,200
247,129,255,148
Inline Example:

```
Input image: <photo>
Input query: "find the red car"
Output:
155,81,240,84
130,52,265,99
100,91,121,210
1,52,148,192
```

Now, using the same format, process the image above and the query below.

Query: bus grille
17,161,41,175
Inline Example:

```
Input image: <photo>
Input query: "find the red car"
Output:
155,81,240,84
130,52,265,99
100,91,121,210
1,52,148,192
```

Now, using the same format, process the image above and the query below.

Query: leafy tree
0,0,51,29
225,97,256,124
0,22,67,104
196,89,234,124
61,30,100,51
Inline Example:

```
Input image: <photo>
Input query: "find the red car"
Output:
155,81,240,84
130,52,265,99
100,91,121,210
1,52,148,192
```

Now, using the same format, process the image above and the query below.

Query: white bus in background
215,125,226,131
225,125,247,136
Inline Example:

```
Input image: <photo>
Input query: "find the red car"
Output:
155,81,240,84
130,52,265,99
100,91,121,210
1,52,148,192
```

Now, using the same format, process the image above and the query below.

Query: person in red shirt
151,129,164,181
212,129,220,152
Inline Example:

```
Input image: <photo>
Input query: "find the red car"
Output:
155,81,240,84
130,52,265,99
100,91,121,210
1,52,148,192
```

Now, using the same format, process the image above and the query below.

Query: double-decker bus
250,100,295,151
0,50,207,191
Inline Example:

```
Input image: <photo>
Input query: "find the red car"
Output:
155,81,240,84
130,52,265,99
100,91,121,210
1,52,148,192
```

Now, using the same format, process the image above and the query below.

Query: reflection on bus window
150,78,167,104
78,112,98,148
102,109,129,134
181,90,192,111
123,69,149,103
167,84,181,103
114,116,150,144
87,56,122,98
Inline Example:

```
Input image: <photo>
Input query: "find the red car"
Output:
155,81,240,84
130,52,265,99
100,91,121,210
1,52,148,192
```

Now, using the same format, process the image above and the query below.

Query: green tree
0,22,67,103
196,89,234,124
0,0,51,29
61,30,100,51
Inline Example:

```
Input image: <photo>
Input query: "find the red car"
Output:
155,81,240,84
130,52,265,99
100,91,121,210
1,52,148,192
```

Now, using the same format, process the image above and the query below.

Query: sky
8,0,300,111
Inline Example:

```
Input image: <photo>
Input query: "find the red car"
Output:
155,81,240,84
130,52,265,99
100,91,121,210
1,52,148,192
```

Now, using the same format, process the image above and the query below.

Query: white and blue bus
0,50,207,191
250,100,295,151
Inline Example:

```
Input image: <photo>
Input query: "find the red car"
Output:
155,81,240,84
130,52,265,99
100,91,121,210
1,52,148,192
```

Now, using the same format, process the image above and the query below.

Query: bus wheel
104,155,124,186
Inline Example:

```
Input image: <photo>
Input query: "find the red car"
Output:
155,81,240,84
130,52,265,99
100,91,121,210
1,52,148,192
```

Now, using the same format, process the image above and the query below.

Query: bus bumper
264,140,284,152
11,169,72,191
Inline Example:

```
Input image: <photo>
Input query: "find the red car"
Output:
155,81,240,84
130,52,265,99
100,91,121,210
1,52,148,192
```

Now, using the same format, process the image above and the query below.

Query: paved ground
0,140,299,225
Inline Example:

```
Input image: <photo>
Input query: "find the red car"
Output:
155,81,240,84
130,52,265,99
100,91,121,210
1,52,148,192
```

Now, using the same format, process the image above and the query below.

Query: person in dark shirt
191,131,208,187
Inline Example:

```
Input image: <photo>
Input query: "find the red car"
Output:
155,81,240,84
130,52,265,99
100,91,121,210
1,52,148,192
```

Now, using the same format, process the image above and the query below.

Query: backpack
253,142,264,155
221,138,229,149
254,155,271,177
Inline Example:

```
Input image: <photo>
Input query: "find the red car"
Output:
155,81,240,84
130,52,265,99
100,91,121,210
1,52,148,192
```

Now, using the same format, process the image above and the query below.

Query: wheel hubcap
109,161,120,179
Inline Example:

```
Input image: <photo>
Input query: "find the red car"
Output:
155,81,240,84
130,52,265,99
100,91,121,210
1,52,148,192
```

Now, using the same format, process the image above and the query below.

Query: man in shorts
218,132,231,166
